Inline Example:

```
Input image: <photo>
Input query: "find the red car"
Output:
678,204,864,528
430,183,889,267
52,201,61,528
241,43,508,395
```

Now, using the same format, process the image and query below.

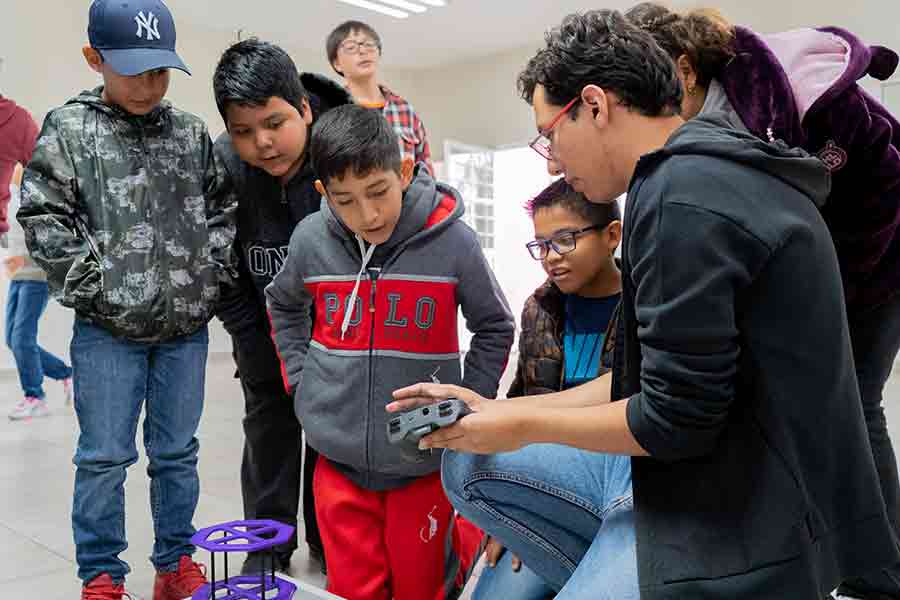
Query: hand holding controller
387,398,472,446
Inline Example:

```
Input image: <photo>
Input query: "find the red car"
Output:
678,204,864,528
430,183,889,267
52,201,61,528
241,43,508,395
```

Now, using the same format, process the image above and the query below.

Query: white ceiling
169,0,688,70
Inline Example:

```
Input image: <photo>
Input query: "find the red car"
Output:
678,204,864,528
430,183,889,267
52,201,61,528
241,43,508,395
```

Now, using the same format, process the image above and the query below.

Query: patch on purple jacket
816,140,848,172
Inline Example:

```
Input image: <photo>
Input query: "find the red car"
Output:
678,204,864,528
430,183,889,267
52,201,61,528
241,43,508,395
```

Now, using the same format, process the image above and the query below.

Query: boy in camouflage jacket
17,1,236,599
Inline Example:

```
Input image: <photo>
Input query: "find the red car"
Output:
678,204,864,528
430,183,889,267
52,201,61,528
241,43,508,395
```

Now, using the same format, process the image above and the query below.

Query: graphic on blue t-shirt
563,293,621,388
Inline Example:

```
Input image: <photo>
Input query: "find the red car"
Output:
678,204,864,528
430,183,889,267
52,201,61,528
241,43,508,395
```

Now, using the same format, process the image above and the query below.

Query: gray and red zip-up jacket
266,167,514,490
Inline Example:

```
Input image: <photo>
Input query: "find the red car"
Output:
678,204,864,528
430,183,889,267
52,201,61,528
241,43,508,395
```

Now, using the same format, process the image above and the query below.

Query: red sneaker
82,574,130,600
152,556,208,600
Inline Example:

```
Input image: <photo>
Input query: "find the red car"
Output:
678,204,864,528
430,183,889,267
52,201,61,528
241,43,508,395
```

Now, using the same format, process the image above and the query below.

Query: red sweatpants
314,456,484,600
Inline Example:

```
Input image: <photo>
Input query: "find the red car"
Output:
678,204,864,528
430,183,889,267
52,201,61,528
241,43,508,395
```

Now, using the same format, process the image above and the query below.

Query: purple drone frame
191,576,297,600
190,520,297,600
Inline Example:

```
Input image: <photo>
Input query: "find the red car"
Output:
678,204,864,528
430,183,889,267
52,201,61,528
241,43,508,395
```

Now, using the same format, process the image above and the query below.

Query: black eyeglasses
526,224,604,260
340,40,380,55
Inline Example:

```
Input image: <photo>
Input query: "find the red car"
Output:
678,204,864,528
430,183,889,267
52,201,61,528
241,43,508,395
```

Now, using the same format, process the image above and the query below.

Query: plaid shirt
379,85,433,174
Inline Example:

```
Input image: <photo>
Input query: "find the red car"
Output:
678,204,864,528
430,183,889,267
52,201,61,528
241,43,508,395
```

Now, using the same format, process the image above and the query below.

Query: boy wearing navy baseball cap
17,1,238,599
80,0,189,116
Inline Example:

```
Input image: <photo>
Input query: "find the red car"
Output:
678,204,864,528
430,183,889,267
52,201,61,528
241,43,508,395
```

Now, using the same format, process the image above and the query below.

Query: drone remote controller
387,399,471,445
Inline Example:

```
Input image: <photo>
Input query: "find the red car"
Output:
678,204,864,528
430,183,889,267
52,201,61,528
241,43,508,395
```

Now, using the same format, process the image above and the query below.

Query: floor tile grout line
0,565,75,586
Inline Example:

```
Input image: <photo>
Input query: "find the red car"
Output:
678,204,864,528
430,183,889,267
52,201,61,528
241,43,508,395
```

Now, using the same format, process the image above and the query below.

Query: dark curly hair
625,3,735,88
517,9,682,117
527,179,621,226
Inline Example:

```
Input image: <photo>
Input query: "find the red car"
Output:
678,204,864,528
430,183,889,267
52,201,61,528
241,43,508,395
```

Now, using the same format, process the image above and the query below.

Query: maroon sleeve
18,108,40,165
0,108,39,233
0,189,8,233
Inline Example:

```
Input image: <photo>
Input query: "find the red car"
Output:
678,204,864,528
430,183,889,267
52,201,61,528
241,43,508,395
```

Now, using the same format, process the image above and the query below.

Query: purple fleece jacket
719,26,900,315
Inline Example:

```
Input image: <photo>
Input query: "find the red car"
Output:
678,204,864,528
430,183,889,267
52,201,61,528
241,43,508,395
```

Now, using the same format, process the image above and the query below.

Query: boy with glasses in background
326,20,434,174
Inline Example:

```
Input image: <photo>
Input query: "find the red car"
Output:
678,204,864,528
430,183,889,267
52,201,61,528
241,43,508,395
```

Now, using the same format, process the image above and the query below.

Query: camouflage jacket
19,88,237,342
507,279,618,398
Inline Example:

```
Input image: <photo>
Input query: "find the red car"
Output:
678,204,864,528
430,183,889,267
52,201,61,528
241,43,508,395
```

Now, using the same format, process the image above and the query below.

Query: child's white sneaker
8,397,50,420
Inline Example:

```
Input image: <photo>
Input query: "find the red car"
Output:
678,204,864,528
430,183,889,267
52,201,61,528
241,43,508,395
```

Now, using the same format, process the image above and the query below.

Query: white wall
492,148,555,316
400,45,541,162
885,83,900,116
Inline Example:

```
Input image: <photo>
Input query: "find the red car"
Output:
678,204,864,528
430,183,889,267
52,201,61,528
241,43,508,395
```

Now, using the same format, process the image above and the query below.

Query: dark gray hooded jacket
267,168,514,490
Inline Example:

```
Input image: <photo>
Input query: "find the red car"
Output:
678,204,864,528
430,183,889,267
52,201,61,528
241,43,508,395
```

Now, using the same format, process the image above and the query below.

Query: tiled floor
0,353,328,599
1,352,898,598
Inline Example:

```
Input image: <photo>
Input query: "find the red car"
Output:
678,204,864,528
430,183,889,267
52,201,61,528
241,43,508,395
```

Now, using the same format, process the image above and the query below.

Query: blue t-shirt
563,293,621,388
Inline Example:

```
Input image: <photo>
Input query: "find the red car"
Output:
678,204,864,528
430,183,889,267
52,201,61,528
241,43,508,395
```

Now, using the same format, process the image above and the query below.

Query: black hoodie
214,73,352,382
615,116,899,598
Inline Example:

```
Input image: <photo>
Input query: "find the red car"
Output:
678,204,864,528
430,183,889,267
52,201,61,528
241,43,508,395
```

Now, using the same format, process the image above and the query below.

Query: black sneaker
240,551,291,576
308,543,327,575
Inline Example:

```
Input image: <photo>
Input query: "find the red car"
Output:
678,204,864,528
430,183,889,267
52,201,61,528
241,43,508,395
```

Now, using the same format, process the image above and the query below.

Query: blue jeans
5,280,72,397
443,445,637,600
70,319,208,584
473,554,553,600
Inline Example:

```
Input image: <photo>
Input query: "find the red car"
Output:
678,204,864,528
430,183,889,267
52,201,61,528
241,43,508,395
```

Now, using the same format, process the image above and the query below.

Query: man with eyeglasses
326,20,433,174
388,9,899,600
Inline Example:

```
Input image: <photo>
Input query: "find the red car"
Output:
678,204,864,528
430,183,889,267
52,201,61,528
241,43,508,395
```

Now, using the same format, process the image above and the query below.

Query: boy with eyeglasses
326,20,434,174
473,178,624,600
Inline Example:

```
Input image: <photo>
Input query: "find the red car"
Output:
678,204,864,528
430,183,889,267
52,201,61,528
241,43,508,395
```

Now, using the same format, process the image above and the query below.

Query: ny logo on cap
135,11,161,41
